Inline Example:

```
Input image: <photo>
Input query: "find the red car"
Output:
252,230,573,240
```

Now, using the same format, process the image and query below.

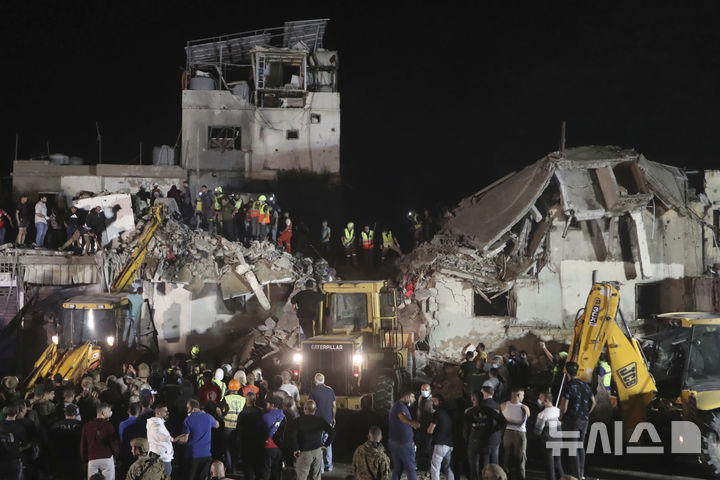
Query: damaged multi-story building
400,146,720,363
181,18,340,190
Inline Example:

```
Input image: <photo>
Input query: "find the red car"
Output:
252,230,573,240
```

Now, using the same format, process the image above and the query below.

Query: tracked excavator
568,273,720,466
25,206,164,387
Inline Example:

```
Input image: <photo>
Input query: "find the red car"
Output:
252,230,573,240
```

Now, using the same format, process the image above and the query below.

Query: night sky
2,3,719,220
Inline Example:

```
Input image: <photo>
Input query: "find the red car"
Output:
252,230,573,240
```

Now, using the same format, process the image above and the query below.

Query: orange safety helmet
228,379,241,391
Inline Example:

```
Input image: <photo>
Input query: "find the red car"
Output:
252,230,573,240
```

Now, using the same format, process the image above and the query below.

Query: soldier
126,437,170,480
352,425,391,480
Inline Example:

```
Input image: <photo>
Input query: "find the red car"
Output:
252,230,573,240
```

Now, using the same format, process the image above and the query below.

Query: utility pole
139,141,143,165
96,122,102,164
46,140,51,158
560,121,567,155
14,133,18,161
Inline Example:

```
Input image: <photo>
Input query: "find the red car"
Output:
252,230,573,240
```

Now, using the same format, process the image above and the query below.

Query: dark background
1,3,719,236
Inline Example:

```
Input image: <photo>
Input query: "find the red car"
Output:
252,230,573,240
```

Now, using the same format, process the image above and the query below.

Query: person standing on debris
291,280,324,339
220,197,236,241
151,182,163,202
194,192,204,230
125,286,144,348
308,373,336,472
269,206,279,243
250,196,261,240
361,224,375,267
342,222,357,265
0,206,15,245
319,220,331,260
277,212,292,253
258,197,270,241
407,211,423,249
388,391,420,480
34,194,49,248
15,195,32,247
380,226,401,262
559,361,596,480
83,205,105,254
200,185,215,233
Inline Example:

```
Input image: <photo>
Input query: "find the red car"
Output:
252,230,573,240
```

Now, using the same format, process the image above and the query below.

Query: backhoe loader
25,206,163,387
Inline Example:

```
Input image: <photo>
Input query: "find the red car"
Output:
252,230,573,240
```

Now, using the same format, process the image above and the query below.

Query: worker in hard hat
199,185,215,233
342,222,358,265
222,379,246,471
250,195,265,240
407,210,423,249
381,226,402,262
258,195,270,241
194,192,204,230
233,194,244,242
361,224,375,268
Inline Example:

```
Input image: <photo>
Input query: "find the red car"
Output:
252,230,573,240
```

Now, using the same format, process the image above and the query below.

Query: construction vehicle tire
372,375,394,416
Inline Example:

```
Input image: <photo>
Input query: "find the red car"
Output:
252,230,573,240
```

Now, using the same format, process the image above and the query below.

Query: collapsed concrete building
399,146,720,363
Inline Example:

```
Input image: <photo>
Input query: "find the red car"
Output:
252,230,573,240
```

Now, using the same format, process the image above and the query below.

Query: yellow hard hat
347,222,354,229
190,345,200,356
258,194,267,202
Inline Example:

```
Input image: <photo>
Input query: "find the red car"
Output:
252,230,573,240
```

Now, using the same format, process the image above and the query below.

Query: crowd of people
0,337,600,480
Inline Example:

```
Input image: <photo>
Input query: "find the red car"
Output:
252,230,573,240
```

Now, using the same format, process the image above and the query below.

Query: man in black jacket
288,399,335,480
464,387,505,480
82,206,105,254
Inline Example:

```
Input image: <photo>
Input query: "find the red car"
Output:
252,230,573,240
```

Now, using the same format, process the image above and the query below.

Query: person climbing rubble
200,185,215,233
343,222,358,265
407,210,423,249
278,211,292,253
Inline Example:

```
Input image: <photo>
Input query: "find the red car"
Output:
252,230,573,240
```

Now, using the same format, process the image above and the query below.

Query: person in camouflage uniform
126,437,170,480
352,425,391,480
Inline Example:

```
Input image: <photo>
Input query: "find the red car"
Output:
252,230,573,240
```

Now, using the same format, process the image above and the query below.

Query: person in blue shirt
175,398,219,480
117,403,141,478
308,373,336,472
388,391,420,480
125,286,144,348
260,396,285,480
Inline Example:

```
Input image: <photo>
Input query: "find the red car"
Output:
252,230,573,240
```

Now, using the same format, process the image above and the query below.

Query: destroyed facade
399,146,720,362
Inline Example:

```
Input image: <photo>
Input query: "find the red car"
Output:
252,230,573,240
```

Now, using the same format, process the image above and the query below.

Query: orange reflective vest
361,230,374,250
259,204,270,224
250,201,260,219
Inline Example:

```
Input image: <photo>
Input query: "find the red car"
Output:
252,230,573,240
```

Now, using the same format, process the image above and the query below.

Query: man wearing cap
50,403,83,480
126,437,170,480
342,222,358,265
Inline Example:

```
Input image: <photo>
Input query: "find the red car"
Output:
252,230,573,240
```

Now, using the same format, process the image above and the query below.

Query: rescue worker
361,224,375,267
234,195,245,242
278,211,292,253
222,379,246,472
597,356,612,392
220,197,236,241
319,220,331,260
342,222,357,265
213,368,228,399
381,226,401,262
407,210,423,248
200,185,215,233
258,198,270,241
251,195,266,240
126,437,170,480
213,187,225,229
195,192,204,230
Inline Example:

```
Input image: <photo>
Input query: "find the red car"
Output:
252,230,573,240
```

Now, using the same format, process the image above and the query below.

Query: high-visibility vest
213,378,227,399
234,199,243,212
343,228,354,247
195,198,203,212
214,195,223,211
223,393,246,429
598,361,612,388
382,231,395,249
259,204,270,224
361,230,374,250
251,201,260,219
412,214,423,230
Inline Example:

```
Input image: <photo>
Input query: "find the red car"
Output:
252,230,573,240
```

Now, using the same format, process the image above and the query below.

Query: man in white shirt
278,371,300,403
534,391,563,480
34,195,49,248
146,403,175,476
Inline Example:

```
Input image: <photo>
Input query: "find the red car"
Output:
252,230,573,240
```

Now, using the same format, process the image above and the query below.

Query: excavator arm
110,205,163,293
568,281,657,427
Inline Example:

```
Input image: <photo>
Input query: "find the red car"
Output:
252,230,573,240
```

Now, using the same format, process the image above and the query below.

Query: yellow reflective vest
223,393,246,429
343,228,355,247
598,360,612,388
382,231,395,249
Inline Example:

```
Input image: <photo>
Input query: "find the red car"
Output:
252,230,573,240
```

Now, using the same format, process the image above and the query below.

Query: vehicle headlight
106,336,115,347
87,310,94,330
51,335,59,345
353,354,363,365
293,353,303,363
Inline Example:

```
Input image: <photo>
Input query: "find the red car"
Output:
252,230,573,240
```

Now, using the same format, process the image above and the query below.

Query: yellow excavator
25,206,164,388
568,273,720,448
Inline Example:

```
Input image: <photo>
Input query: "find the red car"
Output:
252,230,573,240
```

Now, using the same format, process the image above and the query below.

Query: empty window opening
286,130,299,140
311,113,321,124
613,162,642,195
714,210,720,241
636,281,662,320
207,126,241,151
474,291,508,316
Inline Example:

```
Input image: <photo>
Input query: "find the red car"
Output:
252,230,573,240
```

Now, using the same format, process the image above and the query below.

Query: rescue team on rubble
0,339,594,480
7,186,441,265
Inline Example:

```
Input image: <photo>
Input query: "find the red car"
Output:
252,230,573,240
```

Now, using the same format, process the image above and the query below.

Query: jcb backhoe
568,275,720,451
25,206,163,388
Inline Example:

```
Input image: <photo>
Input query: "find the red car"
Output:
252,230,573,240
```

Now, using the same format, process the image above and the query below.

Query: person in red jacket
80,403,119,480
277,212,292,253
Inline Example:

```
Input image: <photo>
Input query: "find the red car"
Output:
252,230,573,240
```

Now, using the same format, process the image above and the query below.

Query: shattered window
208,126,242,151
329,293,368,331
